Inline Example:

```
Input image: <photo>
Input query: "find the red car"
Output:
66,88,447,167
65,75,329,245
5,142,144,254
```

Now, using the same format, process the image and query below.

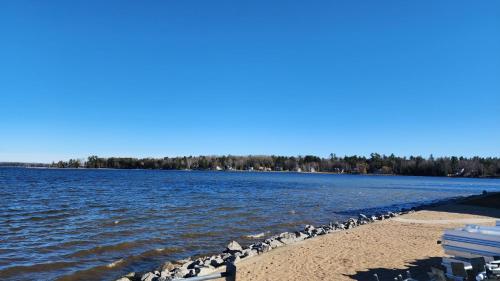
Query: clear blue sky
1,1,499,163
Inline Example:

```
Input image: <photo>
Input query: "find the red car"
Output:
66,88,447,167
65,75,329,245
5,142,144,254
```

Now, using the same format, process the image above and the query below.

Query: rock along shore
114,194,484,281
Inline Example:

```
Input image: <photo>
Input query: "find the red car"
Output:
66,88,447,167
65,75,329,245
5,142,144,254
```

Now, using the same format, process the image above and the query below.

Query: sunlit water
1,167,499,281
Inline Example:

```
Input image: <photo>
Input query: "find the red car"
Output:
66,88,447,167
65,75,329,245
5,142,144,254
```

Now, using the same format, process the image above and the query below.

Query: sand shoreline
232,195,500,281
116,193,499,281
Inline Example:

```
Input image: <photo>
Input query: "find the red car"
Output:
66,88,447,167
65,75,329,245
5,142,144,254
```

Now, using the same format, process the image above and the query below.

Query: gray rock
295,231,309,240
260,243,271,253
171,267,189,279
202,258,213,267
122,272,142,281
315,228,326,235
115,278,131,281
344,218,358,229
358,214,369,221
140,272,157,281
241,248,258,258
304,225,316,236
322,224,332,231
225,241,243,253
159,271,171,278
277,232,298,244
177,258,192,264
210,256,224,267
252,242,271,253
266,238,284,249
224,255,240,264
279,232,292,238
122,272,138,280
186,269,196,278
187,260,202,269
195,265,215,276
157,277,172,281
158,262,176,272
233,251,243,258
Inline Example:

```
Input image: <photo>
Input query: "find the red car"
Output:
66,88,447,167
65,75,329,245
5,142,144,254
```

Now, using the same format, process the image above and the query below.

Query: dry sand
228,202,500,281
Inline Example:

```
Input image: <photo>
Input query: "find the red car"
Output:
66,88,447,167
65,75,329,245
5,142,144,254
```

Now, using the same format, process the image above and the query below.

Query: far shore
4,165,499,179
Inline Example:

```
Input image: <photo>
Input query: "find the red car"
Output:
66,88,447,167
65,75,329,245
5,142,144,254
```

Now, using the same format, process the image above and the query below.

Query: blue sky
1,0,499,162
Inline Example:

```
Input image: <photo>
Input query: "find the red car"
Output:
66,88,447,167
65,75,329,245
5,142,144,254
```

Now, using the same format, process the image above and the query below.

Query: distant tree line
49,153,500,178
0,162,50,168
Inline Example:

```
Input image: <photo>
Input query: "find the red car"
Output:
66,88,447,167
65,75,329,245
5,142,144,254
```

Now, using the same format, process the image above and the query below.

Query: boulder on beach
358,213,369,221
241,248,258,258
252,242,271,253
195,265,215,276
210,256,224,267
171,265,190,279
225,240,243,253
140,272,158,281
304,225,316,236
266,238,284,249
158,261,176,272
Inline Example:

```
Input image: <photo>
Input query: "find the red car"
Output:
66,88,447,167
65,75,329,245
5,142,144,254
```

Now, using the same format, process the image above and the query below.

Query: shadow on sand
346,257,442,281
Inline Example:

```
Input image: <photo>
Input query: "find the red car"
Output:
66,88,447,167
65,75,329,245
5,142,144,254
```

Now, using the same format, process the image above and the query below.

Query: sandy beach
230,199,500,281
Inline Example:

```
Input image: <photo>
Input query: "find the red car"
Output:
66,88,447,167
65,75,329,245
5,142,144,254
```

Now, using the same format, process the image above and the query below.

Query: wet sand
232,202,500,281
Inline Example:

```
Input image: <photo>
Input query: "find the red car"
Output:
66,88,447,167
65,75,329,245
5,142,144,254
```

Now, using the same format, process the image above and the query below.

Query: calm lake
1,167,499,281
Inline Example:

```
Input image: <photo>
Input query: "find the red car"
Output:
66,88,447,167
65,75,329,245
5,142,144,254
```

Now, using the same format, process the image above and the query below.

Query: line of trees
0,162,50,168
50,153,500,178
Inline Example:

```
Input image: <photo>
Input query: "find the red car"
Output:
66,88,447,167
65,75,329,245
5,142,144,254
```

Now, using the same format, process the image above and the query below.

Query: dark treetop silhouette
48,154,500,178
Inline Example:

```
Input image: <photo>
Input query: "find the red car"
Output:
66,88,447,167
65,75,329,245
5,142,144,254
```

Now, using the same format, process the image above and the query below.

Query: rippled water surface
1,168,500,281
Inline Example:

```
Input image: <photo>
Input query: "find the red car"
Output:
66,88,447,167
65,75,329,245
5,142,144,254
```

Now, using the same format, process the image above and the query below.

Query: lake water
1,168,499,281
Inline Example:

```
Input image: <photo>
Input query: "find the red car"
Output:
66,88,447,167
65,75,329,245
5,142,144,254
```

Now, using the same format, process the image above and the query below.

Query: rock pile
115,208,416,281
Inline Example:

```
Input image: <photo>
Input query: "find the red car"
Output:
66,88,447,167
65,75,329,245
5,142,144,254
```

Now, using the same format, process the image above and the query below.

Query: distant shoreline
2,165,499,179
5,153,500,178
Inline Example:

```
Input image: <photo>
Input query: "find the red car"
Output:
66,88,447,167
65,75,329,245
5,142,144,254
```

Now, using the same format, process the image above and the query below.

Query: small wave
35,240,93,253
18,213,73,222
214,206,239,211
55,247,182,281
135,247,182,258
106,259,124,268
0,261,79,278
245,231,269,238
179,231,220,239
66,239,163,258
